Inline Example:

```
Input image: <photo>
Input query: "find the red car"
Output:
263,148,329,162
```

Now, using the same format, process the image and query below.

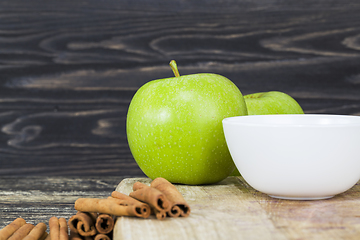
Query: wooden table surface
2,176,360,239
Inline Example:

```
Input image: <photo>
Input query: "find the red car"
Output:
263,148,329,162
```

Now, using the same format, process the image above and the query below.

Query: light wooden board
114,177,360,240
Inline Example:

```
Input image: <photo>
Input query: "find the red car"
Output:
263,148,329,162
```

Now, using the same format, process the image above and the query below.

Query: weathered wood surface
0,176,122,230
114,177,360,240
2,176,360,239
0,0,359,176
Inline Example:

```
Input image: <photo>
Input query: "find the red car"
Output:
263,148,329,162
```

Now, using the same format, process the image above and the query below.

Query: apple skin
127,73,247,185
230,91,304,176
245,91,304,115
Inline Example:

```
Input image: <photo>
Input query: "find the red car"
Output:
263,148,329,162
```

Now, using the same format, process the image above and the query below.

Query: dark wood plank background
0,0,359,177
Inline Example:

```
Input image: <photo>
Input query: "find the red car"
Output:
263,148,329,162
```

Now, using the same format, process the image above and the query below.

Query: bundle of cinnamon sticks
0,217,68,240
0,218,47,240
68,212,113,240
0,177,190,240
74,177,191,220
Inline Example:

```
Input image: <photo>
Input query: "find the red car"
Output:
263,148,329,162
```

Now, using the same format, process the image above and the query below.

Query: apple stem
169,60,180,77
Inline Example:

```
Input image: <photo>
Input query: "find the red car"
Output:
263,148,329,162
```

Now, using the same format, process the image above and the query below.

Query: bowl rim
222,114,360,127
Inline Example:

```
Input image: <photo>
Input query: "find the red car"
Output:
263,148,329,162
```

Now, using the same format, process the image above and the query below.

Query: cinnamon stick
111,191,148,206
8,223,34,240
59,218,69,240
69,231,92,240
38,231,48,240
150,177,191,217
94,234,111,240
44,233,51,240
49,217,69,240
129,182,171,213
49,217,60,240
167,205,181,218
110,191,151,218
68,212,97,237
95,214,113,235
69,231,81,240
153,209,167,220
74,197,150,218
107,196,151,218
132,182,146,191
0,218,26,240
22,222,47,240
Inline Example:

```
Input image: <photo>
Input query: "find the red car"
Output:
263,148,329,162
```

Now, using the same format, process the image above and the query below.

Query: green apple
230,90,304,176
127,60,247,185
244,91,304,115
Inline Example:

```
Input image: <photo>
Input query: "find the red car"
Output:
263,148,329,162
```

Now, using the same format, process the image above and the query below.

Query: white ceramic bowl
223,114,360,200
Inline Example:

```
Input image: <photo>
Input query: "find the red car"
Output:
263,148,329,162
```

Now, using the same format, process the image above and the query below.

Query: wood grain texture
0,176,122,230
0,0,359,175
114,177,360,240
